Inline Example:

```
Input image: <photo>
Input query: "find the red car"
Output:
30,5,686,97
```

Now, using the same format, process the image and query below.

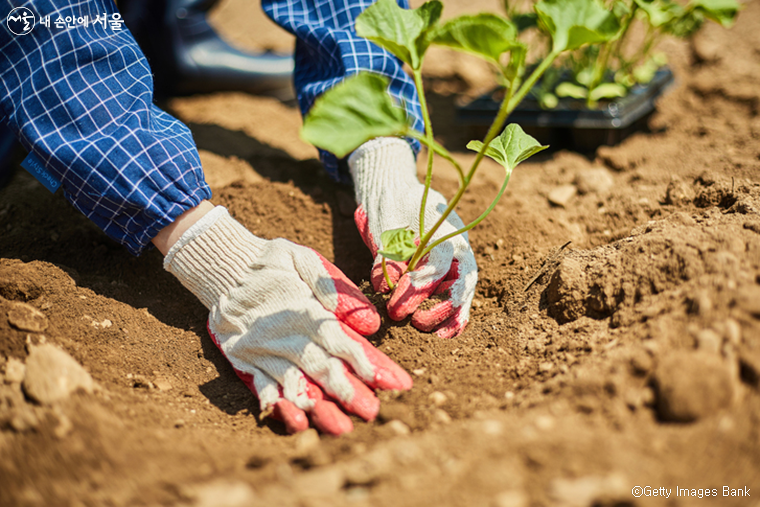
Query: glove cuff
164,206,265,309
348,137,419,207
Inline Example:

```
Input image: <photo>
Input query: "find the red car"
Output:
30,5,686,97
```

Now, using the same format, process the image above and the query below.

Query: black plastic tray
457,67,675,151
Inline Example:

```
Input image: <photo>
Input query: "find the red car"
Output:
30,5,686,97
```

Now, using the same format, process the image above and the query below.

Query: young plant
517,0,741,107
301,0,623,288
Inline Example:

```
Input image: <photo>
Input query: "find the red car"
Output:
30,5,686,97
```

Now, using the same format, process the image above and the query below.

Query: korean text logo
7,7,36,35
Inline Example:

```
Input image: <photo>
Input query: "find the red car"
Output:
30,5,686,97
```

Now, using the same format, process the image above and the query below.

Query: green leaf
690,0,740,27
576,67,594,86
535,0,623,53
301,73,409,158
504,43,528,82
613,0,632,19
632,59,659,83
467,124,548,172
432,13,520,66
539,92,559,109
589,82,627,101
633,0,680,27
556,82,589,98
662,8,703,37
652,52,668,66
378,228,417,262
355,0,442,70
614,69,636,87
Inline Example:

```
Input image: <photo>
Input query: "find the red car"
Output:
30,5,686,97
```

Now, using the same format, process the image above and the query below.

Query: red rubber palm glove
164,206,412,435
349,138,478,339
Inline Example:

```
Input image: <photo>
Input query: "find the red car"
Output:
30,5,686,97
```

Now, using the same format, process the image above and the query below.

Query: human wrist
163,206,266,309
151,200,216,255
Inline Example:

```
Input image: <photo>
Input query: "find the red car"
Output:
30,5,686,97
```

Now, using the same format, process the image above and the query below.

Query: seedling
301,0,629,289
509,0,741,108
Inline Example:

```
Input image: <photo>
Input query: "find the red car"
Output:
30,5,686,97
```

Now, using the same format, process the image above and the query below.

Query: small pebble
294,467,346,497
386,420,411,436
432,409,451,424
574,167,614,195
344,448,393,485
695,329,721,354
53,409,73,439
550,474,628,507
294,428,320,455
548,185,577,208
629,350,653,375
132,375,154,390
428,391,447,407
182,479,256,507
481,419,503,436
153,378,173,391
4,357,26,384
535,415,555,431
492,490,529,507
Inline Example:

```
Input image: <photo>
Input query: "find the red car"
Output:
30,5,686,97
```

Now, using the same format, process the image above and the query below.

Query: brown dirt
2,0,760,505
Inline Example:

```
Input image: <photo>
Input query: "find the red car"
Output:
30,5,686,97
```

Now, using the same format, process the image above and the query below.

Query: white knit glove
349,138,478,339
164,206,412,435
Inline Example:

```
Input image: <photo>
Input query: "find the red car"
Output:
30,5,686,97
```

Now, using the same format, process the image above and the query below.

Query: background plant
300,0,653,288
508,0,740,107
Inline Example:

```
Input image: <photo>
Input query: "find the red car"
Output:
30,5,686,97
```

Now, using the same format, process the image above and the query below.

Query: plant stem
413,69,436,242
507,51,561,112
612,3,638,68
382,257,395,290
406,51,560,272
421,170,513,257
587,43,613,107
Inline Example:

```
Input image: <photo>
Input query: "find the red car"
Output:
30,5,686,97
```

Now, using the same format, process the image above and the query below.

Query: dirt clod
574,167,614,195
22,344,94,405
385,419,411,436
295,428,321,456
428,390,447,406
547,185,577,208
4,357,25,384
7,302,48,333
549,474,628,507
181,479,256,507
653,352,735,423
492,490,529,507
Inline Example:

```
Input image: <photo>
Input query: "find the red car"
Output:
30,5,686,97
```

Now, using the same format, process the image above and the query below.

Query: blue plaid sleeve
262,0,423,184
0,0,211,256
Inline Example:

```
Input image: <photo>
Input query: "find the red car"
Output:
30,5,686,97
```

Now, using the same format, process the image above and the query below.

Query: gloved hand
164,206,412,435
349,138,478,339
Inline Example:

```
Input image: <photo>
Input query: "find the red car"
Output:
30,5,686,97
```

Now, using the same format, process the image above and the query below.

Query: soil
2,0,760,506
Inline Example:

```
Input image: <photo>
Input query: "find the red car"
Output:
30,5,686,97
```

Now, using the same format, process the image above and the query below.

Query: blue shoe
121,0,294,99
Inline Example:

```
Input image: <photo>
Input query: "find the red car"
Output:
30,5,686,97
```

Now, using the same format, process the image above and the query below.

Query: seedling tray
457,67,675,151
